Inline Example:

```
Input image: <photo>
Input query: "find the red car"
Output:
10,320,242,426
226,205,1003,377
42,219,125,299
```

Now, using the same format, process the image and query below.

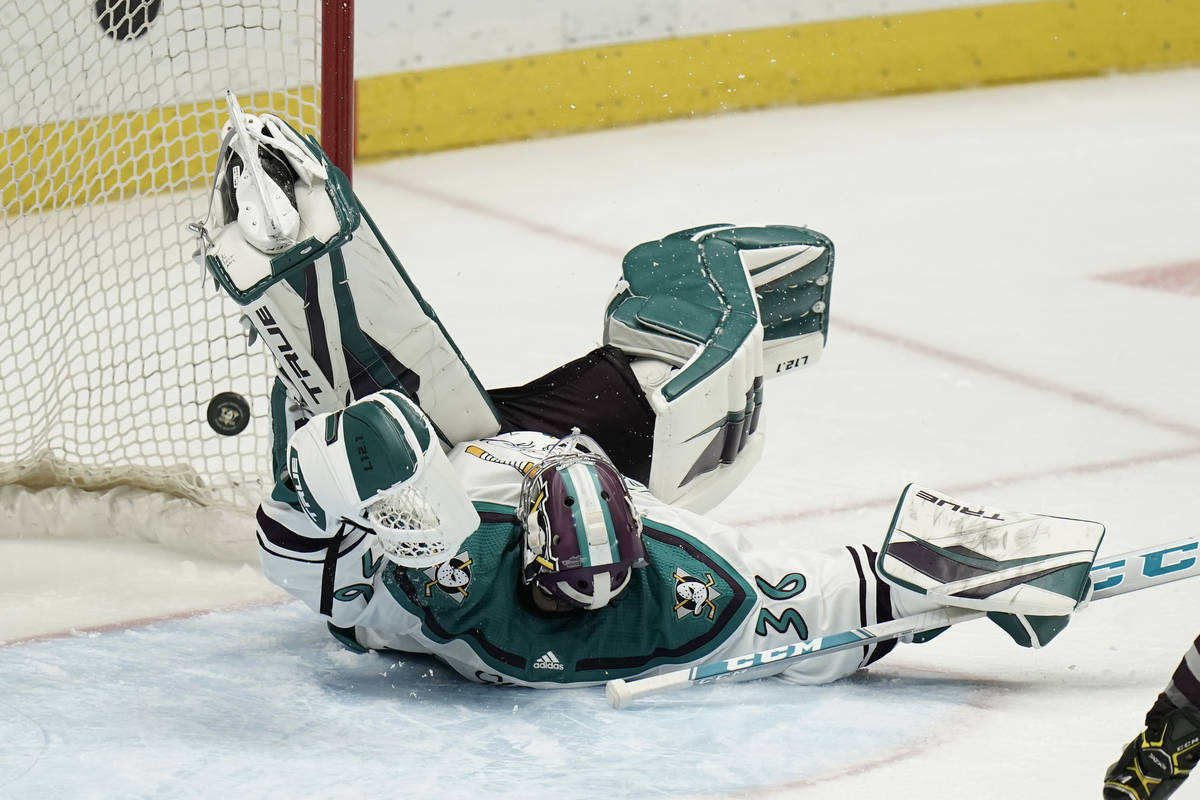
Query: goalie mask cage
0,0,353,558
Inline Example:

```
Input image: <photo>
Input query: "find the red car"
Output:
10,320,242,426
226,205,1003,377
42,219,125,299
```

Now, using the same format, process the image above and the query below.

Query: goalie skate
217,92,328,254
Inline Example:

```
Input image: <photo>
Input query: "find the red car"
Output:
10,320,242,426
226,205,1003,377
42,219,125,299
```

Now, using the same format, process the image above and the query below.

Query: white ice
4,68,1200,799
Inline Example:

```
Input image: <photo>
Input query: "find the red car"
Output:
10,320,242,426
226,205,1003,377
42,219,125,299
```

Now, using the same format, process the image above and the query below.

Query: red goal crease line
0,595,294,649
1094,260,1200,296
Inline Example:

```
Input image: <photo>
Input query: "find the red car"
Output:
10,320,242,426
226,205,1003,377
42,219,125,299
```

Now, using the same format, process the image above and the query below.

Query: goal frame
321,0,356,183
0,0,357,561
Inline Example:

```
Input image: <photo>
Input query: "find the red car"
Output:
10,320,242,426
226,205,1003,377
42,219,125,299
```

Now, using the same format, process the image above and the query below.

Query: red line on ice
0,596,291,648
834,318,1200,440
1095,259,1200,296
364,171,625,257
729,444,1200,526
378,171,1200,437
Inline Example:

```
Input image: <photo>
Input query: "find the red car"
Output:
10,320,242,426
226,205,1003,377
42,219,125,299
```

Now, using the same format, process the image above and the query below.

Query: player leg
713,541,908,685
482,223,835,512
603,224,834,512
486,345,656,485
193,94,501,450
1104,634,1200,799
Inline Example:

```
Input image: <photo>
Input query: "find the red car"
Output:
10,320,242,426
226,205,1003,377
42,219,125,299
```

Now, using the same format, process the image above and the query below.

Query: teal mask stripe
558,467,592,567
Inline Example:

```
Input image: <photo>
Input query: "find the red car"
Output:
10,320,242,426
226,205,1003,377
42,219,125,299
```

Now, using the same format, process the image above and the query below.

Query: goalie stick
606,536,1200,709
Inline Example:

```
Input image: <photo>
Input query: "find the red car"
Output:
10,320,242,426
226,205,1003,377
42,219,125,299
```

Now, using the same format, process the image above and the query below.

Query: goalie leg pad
602,225,766,511
601,223,833,510
197,111,501,448
702,225,836,379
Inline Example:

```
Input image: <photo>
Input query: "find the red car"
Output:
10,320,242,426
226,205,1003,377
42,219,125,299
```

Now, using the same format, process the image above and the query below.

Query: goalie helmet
286,390,479,568
519,432,648,611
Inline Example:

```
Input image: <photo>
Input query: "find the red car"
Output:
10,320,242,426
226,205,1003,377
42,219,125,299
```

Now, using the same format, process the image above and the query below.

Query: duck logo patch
673,568,721,621
423,552,473,603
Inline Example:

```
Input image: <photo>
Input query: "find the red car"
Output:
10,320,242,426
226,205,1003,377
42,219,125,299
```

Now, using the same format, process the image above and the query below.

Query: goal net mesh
0,1,325,515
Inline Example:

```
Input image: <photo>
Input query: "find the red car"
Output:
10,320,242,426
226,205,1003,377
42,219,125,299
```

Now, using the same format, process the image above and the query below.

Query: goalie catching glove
286,390,479,567
877,484,1104,648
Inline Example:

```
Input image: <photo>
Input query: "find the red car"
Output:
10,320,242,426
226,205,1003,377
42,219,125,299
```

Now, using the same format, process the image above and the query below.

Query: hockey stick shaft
606,536,1200,709
1088,537,1199,599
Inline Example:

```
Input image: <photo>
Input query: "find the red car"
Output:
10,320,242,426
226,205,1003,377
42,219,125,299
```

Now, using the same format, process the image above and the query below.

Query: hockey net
0,0,352,559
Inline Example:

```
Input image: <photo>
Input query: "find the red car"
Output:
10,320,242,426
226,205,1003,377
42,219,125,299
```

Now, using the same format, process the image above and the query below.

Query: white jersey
256,432,902,688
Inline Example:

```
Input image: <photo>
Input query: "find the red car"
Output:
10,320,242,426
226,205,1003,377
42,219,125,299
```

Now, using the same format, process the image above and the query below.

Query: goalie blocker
193,96,835,512
877,484,1103,648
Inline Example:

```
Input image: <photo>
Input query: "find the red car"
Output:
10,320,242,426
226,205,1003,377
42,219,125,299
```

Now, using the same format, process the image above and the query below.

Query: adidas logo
532,651,565,671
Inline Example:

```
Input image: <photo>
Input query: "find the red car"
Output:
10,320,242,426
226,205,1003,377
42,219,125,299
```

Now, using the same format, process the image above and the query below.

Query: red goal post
322,0,355,183
0,1,354,558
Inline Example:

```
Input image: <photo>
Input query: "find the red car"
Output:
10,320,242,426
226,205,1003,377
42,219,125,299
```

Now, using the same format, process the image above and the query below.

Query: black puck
95,0,163,41
207,392,252,436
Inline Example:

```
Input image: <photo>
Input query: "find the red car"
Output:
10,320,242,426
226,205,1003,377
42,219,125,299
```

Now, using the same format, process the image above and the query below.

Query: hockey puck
95,0,162,41
207,392,251,436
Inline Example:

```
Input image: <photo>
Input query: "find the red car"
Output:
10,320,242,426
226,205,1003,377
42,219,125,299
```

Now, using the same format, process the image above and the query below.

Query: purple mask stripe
542,474,582,565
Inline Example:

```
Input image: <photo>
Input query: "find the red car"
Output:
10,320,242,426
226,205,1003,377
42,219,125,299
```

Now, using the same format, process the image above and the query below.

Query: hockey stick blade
606,536,1200,709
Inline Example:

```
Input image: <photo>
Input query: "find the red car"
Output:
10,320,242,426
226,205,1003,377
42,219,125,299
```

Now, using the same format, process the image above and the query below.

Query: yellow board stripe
2,89,316,215
356,0,1200,157
5,0,1200,213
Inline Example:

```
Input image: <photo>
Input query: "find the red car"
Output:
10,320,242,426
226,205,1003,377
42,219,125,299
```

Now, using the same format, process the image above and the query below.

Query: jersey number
333,583,374,603
754,572,808,638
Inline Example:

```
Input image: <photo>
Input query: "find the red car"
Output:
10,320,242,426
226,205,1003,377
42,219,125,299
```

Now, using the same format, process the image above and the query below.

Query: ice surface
4,67,1200,798
0,603,978,798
